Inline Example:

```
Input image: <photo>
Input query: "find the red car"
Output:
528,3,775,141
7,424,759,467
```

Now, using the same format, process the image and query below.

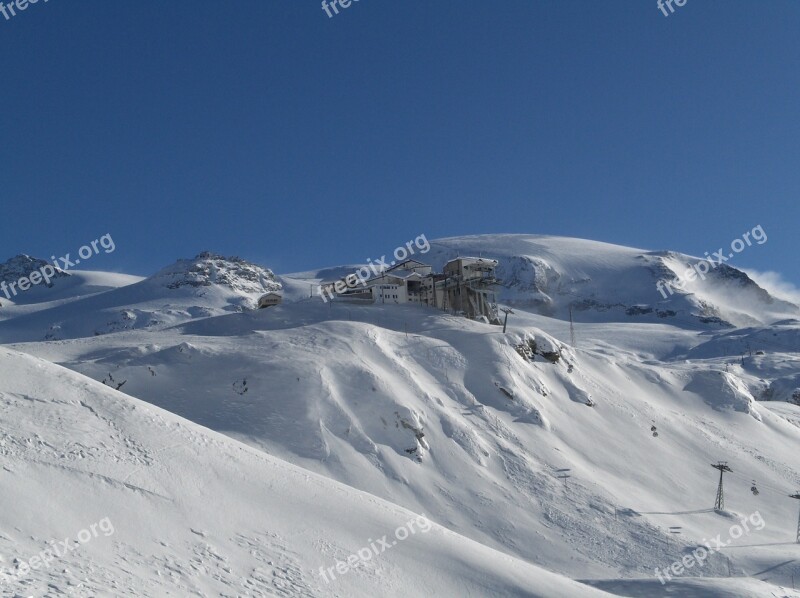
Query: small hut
257,292,282,308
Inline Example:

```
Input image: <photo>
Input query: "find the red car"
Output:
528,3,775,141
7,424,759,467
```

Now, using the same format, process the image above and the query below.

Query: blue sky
1,1,798,284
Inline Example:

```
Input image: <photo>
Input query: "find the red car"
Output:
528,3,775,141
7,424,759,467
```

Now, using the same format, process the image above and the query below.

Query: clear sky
1,1,798,284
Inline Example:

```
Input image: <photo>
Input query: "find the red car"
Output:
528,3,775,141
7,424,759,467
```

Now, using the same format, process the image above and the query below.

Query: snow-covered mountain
0,252,280,342
2,234,800,598
0,255,143,312
1,346,604,597
417,235,798,328
0,254,70,289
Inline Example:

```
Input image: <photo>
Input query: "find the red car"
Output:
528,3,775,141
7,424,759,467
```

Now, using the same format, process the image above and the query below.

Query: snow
2,234,800,597
0,346,610,597
418,234,799,328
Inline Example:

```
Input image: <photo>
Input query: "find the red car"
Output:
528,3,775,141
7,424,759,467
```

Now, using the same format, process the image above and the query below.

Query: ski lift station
320,257,502,324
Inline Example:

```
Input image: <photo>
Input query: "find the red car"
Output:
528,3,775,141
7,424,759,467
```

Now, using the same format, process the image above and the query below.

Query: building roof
446,256,499,267
384,259,431,273
366,271,423,285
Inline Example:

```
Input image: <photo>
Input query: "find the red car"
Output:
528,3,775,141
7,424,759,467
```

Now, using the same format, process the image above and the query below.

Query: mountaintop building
321,257,501,324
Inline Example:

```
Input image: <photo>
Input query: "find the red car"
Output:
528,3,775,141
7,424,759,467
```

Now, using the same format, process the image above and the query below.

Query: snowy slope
12,301,800,595
0,346,613,597
419,235,797,328
0,253,279,342
0,255,143,315
3,235,800,597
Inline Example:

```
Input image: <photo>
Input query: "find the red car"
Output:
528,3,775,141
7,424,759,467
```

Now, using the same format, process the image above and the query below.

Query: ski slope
0,346,616,597
2,235,800,597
